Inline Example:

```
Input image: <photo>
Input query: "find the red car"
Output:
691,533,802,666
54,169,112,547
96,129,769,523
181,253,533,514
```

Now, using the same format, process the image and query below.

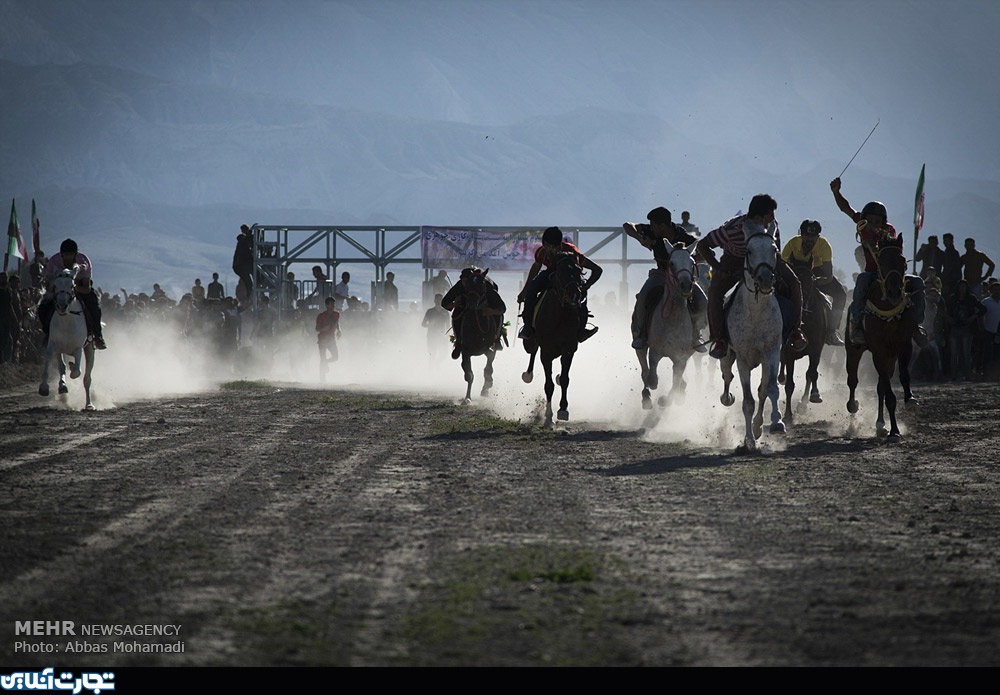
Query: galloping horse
846,245,917,440
453,268,505,405
718,233,785,451
635,241,704,409
39,267,96,410
778,258,830,422
521,252,585,427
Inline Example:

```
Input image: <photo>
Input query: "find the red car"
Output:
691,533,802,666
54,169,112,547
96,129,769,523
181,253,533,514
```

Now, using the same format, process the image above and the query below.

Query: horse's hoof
753,424,763,439
642,398,652,411
462,398,472,406
778,374,785,385
84,404,96,412
905,398,919,409
810,393,823,404
521,372,533,384
480,389,491,398
557,410,569,421
58,384,69,395
647,376,658,390
721,393,735,407
847,400,858,414
770,422,786,434
38,384,49,397
887,433,901,442
657,396,668,408
70,364,81,379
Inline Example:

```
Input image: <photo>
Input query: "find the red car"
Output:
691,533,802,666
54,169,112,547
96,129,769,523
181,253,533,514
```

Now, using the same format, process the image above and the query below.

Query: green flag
5,198,29,270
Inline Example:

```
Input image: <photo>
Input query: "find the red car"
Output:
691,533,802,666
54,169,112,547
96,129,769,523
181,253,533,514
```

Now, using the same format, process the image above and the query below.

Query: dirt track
1,327,999,668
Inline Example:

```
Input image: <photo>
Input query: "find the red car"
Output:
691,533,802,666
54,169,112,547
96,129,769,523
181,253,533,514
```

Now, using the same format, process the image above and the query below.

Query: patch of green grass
390,544,649,666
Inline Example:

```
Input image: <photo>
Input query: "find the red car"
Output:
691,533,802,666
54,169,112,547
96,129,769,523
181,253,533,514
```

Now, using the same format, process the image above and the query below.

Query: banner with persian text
420,226,543,271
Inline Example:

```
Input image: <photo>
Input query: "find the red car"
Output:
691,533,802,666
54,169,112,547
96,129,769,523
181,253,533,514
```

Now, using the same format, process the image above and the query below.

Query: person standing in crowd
431,270,451,298
960,237,995,298
304,266,332,309
207,272,225,301
281,271,298,313
38,238,107,350
944,279,986,381
678,210,700,238
316,295,342,380
334,271,351,311
914,234,943,280
232,224,254,294
980,279,1000,380
940,233,963,300
382,271,399,311
0,273,16,363
191,278,206,303
422,292,451,365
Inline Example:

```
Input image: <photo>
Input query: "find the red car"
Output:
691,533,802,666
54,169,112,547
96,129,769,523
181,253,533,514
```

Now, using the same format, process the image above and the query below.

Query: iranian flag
5,198,29,271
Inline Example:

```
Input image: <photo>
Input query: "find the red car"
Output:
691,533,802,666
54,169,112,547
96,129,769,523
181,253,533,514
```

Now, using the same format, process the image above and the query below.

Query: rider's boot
826,328,845,346
789,328,808,352
913,325,929,348
578,325,599,342
847,316,866,347
630,331,647,350
709,338,728,360
451,343,462,359
94,334,107,350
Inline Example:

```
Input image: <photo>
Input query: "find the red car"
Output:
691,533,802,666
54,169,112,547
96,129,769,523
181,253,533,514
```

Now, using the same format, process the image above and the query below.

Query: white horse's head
744,233,777,294
52,266,79,313
667,242,697,299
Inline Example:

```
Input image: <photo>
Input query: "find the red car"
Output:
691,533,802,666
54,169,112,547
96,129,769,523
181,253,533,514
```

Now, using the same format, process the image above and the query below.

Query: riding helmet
861,201,888,220
542,227,564,245
60,238,78,254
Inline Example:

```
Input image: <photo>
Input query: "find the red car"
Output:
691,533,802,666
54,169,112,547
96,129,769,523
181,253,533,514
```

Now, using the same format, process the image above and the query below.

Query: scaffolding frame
247,224,657,317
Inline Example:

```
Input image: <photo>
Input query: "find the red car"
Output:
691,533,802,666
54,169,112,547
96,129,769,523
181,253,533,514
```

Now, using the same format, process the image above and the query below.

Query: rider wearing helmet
38,238,107,350
517,226,602,342
780,219,847,346
830,177,927,347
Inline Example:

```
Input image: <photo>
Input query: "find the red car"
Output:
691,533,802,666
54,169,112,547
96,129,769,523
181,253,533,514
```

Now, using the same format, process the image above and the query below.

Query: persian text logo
1,668,114,694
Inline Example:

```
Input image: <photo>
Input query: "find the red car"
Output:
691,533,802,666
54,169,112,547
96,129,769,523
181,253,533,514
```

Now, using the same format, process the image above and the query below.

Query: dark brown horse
846,245,917,440
521,252,585,427
453,268,505,404
779,257,829,422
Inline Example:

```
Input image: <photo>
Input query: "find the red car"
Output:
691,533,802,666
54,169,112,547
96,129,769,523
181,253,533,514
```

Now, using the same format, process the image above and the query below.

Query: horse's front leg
637,347,653,410
462,353,474,404
57,355,69,395
719,352,736,407
522,347,537,384
667,355,687,407
764,354,785,434
783,356,796,423
38,347,54,397
806,353,822,404
557,352,574,421
83,347,95,411
542,357,555,427
738,362,757,451
481,351,495,397
899,344,917,406
845,344,864,414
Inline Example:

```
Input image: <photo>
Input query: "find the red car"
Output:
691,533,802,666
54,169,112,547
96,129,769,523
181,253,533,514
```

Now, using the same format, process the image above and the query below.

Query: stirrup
578,326,598,342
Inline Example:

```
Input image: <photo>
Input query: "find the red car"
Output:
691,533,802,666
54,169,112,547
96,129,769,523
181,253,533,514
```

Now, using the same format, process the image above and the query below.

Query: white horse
38,268,96,410
635,241,705,409
718,232,785,451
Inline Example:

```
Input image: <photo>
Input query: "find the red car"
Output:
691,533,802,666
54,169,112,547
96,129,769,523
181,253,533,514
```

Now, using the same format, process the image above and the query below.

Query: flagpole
913,164,926,276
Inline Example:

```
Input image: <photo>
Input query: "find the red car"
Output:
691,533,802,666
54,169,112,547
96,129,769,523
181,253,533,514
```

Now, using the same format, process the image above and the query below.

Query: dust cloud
66,295,891,451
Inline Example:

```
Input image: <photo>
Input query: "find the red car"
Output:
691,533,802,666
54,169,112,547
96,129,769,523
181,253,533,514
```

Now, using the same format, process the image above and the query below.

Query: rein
741,233,776,299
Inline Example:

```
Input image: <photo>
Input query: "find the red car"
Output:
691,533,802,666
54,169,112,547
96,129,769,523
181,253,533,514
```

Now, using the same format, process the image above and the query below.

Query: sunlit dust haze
2,0,980,443
65,299,898,455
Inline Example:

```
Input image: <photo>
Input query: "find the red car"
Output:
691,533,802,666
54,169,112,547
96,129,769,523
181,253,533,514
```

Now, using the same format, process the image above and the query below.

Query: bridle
665,244,695,300
742,232,777,297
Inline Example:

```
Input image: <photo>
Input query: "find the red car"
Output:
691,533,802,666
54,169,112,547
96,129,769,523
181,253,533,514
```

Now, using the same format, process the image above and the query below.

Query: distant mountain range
2,0,998,301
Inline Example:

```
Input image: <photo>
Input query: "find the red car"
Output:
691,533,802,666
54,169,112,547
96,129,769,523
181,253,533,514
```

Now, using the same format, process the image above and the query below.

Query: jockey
517,226,602,342
623,206,707,352
780,219,847,346
696,194,807,360
829,177,927,347
37,238,107,350
441,266,506,359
